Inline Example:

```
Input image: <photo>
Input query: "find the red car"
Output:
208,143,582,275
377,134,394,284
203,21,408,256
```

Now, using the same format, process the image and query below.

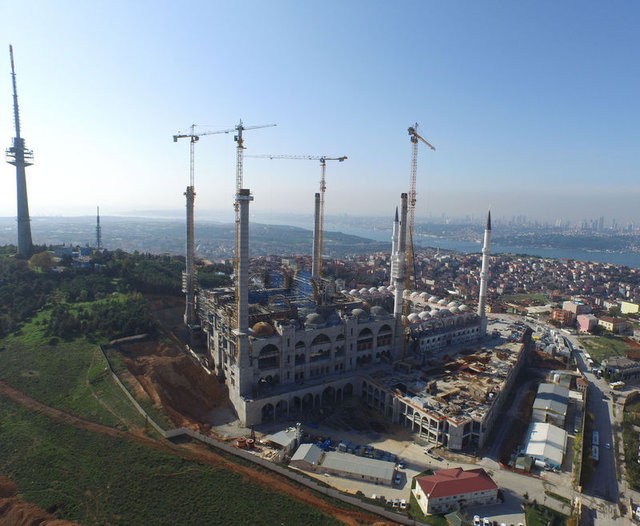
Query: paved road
572,345,620,503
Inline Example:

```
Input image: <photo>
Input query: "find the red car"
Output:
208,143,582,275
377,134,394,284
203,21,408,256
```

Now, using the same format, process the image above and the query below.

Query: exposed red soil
116,340,231,430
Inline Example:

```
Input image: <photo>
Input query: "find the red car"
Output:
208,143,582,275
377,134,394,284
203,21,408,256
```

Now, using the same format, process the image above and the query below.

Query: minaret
5,45,33,257
393,194,408,357
183,185,196,326
235,188,253,397
312,192,321,279
477,210,491,335
389,206,399,286
96,206,102,250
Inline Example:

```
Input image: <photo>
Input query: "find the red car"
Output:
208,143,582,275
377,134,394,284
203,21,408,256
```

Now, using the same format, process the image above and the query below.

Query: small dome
437,299,447,306
252,321,274,337
429,296,439,303
378,286,387,293
387,285,394,291
407,313,419,323
410,292,419,299
305,312,325,326
359,288,369,294
450,306,459,314
419,292,429,299
459,304,469,312
419,311,431,320
371,306,387,317
369,287,378,294
341,289,349,295
430,309,439,317
447,301,459,308
439,308,451,316
352,308,366,317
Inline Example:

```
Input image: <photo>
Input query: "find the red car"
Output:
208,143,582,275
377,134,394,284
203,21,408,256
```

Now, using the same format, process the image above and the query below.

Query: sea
338,227,640,269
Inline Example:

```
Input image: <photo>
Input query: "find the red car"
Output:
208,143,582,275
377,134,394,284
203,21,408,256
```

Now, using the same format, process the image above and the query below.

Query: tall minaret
6,45,33,257
312,192,321,279
477,210,491,335
96,206,102,250
389,206,399,286
392,194,408,358
235,188,253,399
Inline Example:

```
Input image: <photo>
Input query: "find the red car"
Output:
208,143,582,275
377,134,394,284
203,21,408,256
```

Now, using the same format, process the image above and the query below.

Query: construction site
115,119,528,459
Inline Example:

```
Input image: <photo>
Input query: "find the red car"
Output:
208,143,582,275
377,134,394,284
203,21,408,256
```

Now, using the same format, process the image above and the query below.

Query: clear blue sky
1,1,639,224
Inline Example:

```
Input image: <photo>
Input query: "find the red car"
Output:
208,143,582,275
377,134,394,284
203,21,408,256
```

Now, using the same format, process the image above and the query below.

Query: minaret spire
477,210,492,334
390,206,399,286
6,45,34,257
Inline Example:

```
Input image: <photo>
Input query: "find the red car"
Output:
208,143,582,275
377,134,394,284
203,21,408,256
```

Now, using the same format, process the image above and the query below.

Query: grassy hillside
0,398,340,525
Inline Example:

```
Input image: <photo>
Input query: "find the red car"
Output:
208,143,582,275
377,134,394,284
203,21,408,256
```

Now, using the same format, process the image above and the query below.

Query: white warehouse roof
291,443,323,466
523,422,567,468
321,451,395,481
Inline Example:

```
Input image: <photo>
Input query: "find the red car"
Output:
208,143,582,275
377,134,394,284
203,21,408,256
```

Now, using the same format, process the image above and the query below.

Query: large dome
407,313,419,323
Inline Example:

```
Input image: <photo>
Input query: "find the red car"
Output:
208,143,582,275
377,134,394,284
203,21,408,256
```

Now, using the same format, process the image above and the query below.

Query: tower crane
173,123,235,328
245,154,347,279
232,120,277,204
173,124,236,186
406,123,435,290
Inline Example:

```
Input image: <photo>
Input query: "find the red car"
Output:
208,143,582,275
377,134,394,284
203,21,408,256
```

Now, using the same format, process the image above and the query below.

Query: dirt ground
116,339,233,431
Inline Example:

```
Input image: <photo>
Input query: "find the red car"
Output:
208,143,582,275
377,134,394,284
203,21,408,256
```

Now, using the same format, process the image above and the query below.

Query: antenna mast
96,206,102,250
5,45,34,256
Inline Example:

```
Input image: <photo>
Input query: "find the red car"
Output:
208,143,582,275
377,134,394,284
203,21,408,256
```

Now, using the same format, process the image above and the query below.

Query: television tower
96,206,102,250
5,45,33,257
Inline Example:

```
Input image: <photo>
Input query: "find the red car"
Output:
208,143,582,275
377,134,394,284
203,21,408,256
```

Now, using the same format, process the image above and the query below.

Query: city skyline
2,2,639,223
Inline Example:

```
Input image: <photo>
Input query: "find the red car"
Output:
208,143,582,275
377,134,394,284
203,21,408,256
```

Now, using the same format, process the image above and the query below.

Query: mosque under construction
194,184,527,451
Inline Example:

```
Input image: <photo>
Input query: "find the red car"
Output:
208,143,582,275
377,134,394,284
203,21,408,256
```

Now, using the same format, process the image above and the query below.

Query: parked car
391,499,400,508
400,498,407,510
394,472,402,485
473,515,481,525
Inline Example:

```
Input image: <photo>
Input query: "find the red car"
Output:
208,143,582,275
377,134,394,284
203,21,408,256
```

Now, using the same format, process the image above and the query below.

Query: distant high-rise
5,45,33,257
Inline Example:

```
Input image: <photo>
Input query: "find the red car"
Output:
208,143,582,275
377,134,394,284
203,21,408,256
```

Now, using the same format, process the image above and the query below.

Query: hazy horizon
2,2,639,224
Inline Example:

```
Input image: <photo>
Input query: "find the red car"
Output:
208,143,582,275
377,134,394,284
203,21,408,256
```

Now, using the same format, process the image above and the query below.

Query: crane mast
173,124,235,328
245,153,347,279
406,123,435,290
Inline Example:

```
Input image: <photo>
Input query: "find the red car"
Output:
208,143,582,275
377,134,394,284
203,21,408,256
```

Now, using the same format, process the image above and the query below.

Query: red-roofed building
412,467,499,515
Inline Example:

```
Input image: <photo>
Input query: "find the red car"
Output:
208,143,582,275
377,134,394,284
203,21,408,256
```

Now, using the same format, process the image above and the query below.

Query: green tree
28,250,55,271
